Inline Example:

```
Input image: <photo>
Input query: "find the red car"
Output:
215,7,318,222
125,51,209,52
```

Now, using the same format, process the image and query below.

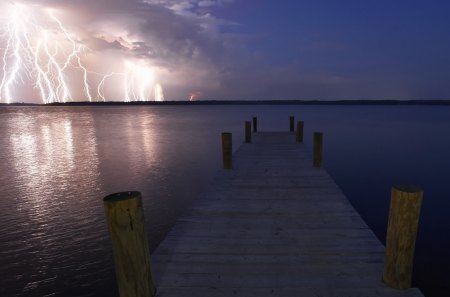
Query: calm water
1,105,449,297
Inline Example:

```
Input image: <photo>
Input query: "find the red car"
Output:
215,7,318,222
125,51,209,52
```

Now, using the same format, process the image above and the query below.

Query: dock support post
245,121,251,143
290,116,294,132
313,132,323,167
383,185,423,289
252,117,257,132
296,121,304,143
103,191,156,297
222,132,232,169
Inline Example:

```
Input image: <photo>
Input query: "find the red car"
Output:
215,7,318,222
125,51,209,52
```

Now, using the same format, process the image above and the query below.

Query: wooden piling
222,132,232,169
252,117,257,132
383,185,423,290
289,116,295,132
296,121,304,143
103,191,156,297
245,121,251,143
313,132,323,167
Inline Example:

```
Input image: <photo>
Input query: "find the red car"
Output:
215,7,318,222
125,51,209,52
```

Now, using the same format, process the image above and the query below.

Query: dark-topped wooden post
103,191,156,297
289,116,295,132
296,121,304,143
383,185,423,290
222,132,232,169
313,132,323,167
245,121,251,143
252,117,257,132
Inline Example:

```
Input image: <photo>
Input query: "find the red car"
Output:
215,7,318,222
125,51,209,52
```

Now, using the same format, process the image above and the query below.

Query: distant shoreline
2,99,450,106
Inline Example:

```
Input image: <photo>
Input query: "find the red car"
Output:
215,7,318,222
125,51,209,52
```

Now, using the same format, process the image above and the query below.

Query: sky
1,0,450,103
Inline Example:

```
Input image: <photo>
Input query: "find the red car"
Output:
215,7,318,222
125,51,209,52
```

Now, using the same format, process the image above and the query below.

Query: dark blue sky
207,0,450,100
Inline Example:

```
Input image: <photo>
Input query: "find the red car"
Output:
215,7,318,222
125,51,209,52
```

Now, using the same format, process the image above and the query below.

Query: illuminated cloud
0,0,236,102
3,0,447,102
2,0,326,103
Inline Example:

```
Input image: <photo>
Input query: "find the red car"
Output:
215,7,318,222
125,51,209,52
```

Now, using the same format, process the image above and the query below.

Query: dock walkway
152,132,424,297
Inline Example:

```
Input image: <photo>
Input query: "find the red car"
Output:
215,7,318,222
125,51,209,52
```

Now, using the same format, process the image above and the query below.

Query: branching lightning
0,2,164,103
96,61,164,102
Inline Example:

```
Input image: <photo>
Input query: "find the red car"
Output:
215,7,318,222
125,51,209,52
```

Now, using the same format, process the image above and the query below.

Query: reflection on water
1,110,105,296
125,113,158,169
0,105,450,297
0,106,227,297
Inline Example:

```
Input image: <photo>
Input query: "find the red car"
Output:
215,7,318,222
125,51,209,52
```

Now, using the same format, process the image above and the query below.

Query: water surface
1,105,449,296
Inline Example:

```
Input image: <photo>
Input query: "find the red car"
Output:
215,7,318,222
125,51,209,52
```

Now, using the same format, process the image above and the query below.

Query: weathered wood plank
152,253,385,265
155,287,424,297
155,273,391,288
152,132,424,297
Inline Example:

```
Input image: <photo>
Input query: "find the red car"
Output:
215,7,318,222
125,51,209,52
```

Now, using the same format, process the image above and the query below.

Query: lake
1,105,449,297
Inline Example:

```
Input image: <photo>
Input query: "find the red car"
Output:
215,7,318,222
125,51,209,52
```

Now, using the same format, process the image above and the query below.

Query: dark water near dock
0,105,449,297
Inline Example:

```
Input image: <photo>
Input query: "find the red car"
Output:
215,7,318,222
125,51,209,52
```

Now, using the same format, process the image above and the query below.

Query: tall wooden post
313,132,323,167
383,185,423,289
289,116,295,132
222,132,232,169
103,191,156,297
252,117,257,132
296,121,304,143
245,121,251,143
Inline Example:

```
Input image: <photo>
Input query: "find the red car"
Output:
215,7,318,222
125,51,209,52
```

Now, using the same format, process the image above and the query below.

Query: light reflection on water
0,106,229,297
2,111,107,296
0,105,450,297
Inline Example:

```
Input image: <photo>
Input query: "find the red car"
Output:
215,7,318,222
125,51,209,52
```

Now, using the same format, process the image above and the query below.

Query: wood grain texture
104,192,156,297
383,185,423,289
152,132,424,297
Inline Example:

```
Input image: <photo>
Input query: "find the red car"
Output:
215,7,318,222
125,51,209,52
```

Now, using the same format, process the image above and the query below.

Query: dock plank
152,132,424,296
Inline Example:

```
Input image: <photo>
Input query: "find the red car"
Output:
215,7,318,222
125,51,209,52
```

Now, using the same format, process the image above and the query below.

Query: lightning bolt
0,3,27,103
97,72,118,102
97,60,164,102
49,11,93,101
0,2,165,103
155,83,164,102
0,3,82,103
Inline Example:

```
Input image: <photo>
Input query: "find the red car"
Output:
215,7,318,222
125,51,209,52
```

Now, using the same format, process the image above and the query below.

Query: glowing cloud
0,2,164,103
124,60,155,102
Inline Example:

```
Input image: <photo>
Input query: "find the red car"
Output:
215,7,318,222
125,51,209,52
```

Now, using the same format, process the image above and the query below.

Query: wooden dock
151,132,424,297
